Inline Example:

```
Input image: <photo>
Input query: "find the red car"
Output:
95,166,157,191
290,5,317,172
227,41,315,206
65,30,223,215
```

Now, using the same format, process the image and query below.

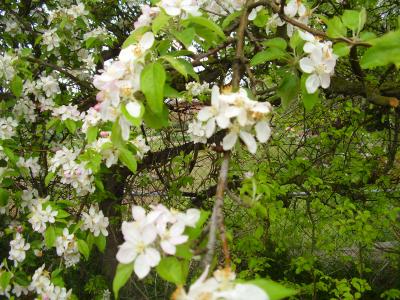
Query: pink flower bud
100,131,109,137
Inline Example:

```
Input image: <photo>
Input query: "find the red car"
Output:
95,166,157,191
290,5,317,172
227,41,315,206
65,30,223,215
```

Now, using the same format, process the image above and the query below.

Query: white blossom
28,201,58,233
42,28,61,51
0,117,18,140
13,98,37,123
55,228,81,267
0,53,17,80
299,42,338,94
8,233,30,266
37,74,60,98
52,104,83,122
17,156,41,177
81,205,109,237
189,86,272,154
159,0,202,18
134,5,160,29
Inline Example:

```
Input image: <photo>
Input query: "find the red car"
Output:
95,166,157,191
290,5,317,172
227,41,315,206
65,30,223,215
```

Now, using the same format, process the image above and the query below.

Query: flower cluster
49,147,95,196
52,104,84,122
17,156,41,178
55,228,81,267
284,0,311,36
81,205,109,237
0,53,16,81
92,32,155,140
299,31,338,94
8,233,30,266
189,86,272,154
159,0,202,18
186,81,210,97
29,265,72,300
0,117,18,140
116,204,200,279
134,5,160,29
28,201,58,233
173,267,269,300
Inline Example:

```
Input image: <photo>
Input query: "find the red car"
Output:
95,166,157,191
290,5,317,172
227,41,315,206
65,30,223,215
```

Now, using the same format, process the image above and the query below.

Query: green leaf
0,188,9,207
173,28,195,49
249,279,297,300
45,172,55,186
253,9,269,27
0,271,12,290
164,84,180,98
152,10,171,34
113,263,134,299
263,38,287,50
251,48,287,66
111,120,124,149
78,239,90,260
10,75,23,97
162,56,188,79
326,16,347,38
141,62,166,114
301,74,319,111
360,30,400,69
277,73,299,108
342,10,360,32
64,119,77,134
222,11,241,29
342,9,366,34
86,126,98,143
45,225,56,248
333,42,351,57
143,103,169,129
184,16,226,40
156,257,187,285
56,209,70,218
119,148,137,173
94,234,106,253
46,118,60,130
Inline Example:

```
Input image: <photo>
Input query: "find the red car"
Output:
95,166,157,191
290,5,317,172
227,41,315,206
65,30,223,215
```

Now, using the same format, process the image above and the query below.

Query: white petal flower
239,130,257,154
255,121,271,143
126,101,142,118
223,131,239,151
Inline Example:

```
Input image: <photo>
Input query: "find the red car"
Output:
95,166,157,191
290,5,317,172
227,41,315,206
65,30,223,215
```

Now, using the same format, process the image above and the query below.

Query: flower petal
205,118,216,138
126,101,142,118
144,247,161,267
134,254,151,279
116,242,137,264
222,132,238,151
305,74,320,94
255,121,271,143
161,240,176,255
139,32,155,50
198,107,214,121
239,130,257,154
299,57,314,73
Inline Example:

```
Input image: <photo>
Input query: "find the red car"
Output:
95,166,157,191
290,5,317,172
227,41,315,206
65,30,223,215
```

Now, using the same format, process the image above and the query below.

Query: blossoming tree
0,0,399,299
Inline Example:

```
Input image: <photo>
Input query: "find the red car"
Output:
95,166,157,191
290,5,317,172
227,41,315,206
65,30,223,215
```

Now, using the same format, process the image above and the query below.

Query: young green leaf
141,62,166,114
10,75,23,97
326,16,347,38
77,239,90,260
113,263,134,299
0,188,9,207
45,225,56,248
251,48,287,66
184,16,226,40
156,257,188,285
119,148,137,173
